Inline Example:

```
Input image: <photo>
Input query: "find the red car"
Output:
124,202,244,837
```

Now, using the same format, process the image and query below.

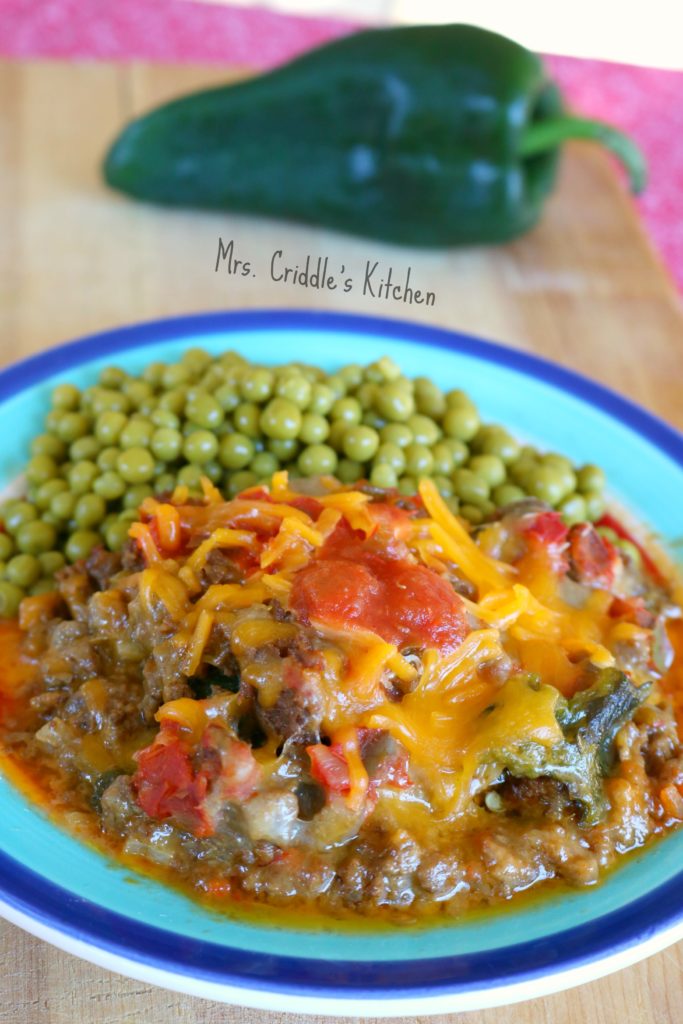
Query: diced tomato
287,496,323,520
609,595,655,628
524,510,569,548
596,513,664,583
306,743,351,793
132,723,212,836
291,540,469,653
371,749,411,790
569,523,620,590
133,722,261,837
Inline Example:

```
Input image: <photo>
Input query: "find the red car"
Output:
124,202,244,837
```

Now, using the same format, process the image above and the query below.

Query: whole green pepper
103,24,645,246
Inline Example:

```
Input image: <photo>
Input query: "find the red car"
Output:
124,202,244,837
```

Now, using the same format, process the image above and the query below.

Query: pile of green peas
0,349,606,618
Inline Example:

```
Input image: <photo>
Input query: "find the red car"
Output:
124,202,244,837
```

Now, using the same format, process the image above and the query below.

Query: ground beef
85,547,123,591
199,549,243,588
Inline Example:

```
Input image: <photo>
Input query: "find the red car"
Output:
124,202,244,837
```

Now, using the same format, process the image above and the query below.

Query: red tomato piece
569,523,620,590
524,511,569,548
306,743,351,793
609,595,655,628
132,724,212,836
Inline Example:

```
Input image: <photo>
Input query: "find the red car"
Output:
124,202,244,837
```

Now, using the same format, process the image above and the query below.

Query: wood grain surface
1,59,682,1024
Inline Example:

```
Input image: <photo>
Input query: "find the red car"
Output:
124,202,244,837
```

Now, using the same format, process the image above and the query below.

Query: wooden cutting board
1,59,683,1024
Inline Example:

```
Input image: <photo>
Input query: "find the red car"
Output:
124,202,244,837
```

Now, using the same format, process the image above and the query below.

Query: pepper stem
520,116,646,194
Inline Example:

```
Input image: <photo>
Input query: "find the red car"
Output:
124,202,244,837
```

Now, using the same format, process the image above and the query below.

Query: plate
2,309,683,1016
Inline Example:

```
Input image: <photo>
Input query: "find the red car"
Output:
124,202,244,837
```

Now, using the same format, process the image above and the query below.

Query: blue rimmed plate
1,309,683,1016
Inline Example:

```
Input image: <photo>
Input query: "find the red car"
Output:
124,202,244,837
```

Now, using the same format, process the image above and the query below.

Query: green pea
181,346,212,373
431,442,455,476
373,443,406,475
460,504,484,525
120,418,154,450
0,581,24,618
472,426,520,463
299,413,330,445
331,397,362,425
218,433,255,470
51,383,81,411
214,384,241,413
339,364,364,390
123,484,153,511
366,356,401,383
158,387,187,415
275,375,311,410
397,476,418,496
468,454,506,488
42,511,62,528
185,392,225,431
68,460,99,495
433,475,454,498
406,414,441,446
3,502,38,535
404,443,434,477
336,459,364,484
309,383,335,416
444,442,471,468
267,437,300,461
151,408,180,430
155,473,177,495
118,509,139,525
123,380,153,409
493,483,526,507
57,412,90,443
443,405,480,442
317,375,343,402
97,446,121,472
200,367,227,393
354,381,376,408
151,427,183,462
298,444,338,477
576,464,606,494
104,520,131,553
70,436,101,462
50,491,77,522
250,451,280,480
342,425,380,463
445,388,473,408
141,361,165,387
26,454,58,486
239,368,274,404
558,494,587,525
524,465,567,507
6,554,41,588
414,377,446,418
176,465,203,491
117,448,156,484
31,434,66,460
65,531,100,564
583,491,606,521
227,470,258,497
95,411,127,446
15,520,57,555
375,382,416,423
379,423,413,449
453,469,491,505
201,460,222,485
0,535,14,561
98,365,127,388
369,464,398,489
183,431,219,465
74,494,107,529
90,388,130,416
260,398,302,441
38,551,66,575
231,402,260,439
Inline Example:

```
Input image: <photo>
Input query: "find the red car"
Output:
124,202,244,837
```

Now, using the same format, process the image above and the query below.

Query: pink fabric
2,0,682,290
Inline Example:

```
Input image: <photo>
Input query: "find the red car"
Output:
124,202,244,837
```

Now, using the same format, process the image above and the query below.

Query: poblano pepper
103,24,645,246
